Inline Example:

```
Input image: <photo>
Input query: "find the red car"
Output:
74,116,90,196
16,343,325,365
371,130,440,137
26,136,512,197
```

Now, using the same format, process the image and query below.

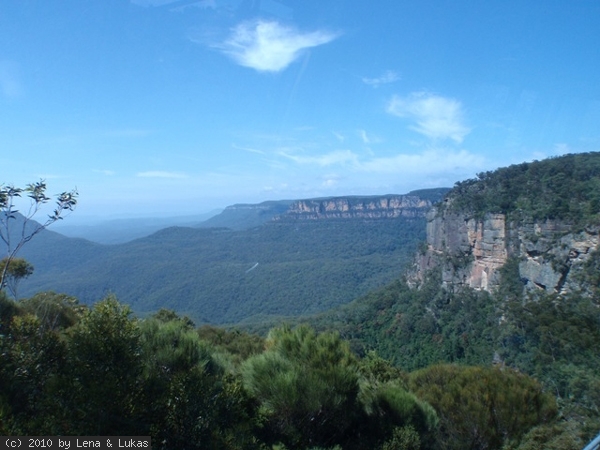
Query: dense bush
1,290,581,449
444,152,600,224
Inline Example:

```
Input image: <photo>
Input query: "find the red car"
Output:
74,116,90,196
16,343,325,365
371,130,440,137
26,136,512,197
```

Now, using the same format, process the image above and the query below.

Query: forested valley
2,153,600,449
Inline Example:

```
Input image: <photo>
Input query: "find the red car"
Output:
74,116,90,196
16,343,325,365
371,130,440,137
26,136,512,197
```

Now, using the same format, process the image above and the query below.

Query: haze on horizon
2,0,599,219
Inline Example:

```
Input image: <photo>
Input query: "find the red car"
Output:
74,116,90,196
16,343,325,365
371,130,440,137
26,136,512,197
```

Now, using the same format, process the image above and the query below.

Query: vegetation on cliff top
445,152,600,224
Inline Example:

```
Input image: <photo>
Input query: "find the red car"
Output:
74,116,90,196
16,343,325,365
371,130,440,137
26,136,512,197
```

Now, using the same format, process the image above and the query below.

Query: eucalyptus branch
0,180,78,293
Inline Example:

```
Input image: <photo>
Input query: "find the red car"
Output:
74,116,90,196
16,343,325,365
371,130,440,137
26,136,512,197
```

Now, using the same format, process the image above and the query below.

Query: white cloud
362,70,399,87
387,92,470,143
136,171,188,179
217,20,338,72
279,149,358,167
359,129,370,144
358,129,381,145
322,175,341,187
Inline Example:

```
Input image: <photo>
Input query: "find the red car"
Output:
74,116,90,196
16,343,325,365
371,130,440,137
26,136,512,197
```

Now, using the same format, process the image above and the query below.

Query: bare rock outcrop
410,206,599,294
277,195,435,221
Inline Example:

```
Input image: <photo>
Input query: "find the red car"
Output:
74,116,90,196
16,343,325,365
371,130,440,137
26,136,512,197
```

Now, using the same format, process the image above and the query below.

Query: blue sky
1,0,599,218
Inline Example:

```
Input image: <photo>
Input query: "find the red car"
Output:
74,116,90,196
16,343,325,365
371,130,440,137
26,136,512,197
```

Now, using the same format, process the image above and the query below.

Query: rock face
276,195,435,221
411,206,599,294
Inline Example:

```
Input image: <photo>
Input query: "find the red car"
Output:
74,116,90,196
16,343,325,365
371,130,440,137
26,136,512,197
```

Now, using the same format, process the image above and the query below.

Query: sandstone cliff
410,204,599,294
276,194,437,221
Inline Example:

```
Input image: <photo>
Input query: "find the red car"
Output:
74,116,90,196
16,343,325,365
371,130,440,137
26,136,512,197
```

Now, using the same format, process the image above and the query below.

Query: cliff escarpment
276,192,444,221
199,189,449,230
409,153,600,295
411,207,599,294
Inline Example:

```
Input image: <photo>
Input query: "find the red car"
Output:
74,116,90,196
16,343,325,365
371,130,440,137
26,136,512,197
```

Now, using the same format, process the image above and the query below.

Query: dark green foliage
19,291,84,331
0,313,67,434
0,294,265,448
359,381,438,449
151,307,195,328
241,325,362,448
409,365,557,450
496,256,525,300
240,325,438,450
139,318,259,449
507,421,584,450
405,188,450,204
197,325,265,365
3,290,578,449
64,296,144,435
498,292,600,436
381,425,422,450
309,272,498,371
444,152,600,224
0,290,21,327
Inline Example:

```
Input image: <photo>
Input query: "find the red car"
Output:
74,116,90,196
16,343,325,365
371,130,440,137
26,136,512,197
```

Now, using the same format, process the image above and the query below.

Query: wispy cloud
387,92,470,143
362,70,399,87
359,129,370,144
136,171,188,179
277,146,483,176
94,169,116,176
359,149,484,174
279,149,358,167
233,143,265,155
217,20,338,72
332,131,345,142
358,129,381,145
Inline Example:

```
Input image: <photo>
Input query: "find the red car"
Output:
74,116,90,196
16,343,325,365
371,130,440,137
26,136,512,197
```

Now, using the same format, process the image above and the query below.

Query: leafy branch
0,180,78,293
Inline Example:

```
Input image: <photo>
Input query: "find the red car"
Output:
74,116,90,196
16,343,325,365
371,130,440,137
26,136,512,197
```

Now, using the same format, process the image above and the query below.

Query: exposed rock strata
411,207,599,294
276,195,435,221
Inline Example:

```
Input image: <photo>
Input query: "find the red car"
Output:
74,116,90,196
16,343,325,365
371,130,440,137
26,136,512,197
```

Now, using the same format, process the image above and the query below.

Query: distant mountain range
51,211,221,244
17,189,449,324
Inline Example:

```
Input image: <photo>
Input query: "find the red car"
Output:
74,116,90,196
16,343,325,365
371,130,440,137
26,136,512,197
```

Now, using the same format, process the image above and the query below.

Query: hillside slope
19,190,445,324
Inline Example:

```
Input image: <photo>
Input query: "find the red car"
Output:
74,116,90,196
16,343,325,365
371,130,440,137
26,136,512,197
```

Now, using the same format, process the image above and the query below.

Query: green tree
0,180,77,291
63,296,143,435
19,291,84,331
0,313,67,434
0,257,33,299
241,325,361,448
139,317,260,449
408,364,557,450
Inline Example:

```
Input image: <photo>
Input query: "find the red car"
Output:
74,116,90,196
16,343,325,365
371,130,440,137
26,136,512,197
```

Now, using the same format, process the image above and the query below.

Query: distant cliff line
274,191,449,221
203,189,450,230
